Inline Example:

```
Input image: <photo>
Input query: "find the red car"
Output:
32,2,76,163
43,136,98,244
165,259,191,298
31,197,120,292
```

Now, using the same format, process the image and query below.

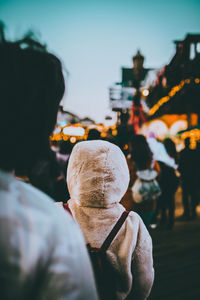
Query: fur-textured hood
66,140,154,300
67,140,130,208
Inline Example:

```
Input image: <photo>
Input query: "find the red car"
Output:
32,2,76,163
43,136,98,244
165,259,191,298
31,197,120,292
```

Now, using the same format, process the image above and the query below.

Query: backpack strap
100,211,129,252
63,204,129,251
63,203,72,215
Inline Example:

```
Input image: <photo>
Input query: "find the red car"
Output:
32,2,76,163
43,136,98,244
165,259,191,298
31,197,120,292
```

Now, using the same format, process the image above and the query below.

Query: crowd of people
123,133,200,230
0,24,199,300
0,27,155,300
71,127,199,231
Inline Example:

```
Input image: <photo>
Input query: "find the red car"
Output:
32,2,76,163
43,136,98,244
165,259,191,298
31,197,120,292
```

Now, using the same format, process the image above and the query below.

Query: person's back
179,140,197,186
67,140,154,300
179,138,199,219
160,138,179,194
0,24,97,299
0,170,97,300
127,134,161,227
154,139,179,229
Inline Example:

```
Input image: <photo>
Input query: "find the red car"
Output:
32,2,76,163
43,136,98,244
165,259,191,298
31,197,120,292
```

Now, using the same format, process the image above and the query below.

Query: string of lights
180,128,200,149
148,78,200,116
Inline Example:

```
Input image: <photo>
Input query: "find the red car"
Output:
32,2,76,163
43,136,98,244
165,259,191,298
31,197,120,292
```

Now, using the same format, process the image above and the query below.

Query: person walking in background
0,24,97,300
122,134,161,228
66,140,154,300
147,134,179,230
147,132,177,169
179,137,199,220
156,138,179,229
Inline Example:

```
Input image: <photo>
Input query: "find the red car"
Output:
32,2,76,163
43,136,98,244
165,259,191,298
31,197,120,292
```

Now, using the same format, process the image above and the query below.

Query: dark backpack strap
100,210,129,252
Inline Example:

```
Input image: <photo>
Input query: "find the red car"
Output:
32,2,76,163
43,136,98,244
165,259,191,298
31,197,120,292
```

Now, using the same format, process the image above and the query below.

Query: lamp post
128,51,146,132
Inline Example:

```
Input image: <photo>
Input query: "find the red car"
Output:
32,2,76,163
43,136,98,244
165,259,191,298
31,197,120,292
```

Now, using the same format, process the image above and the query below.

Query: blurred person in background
179,137,199,220
0,23,97,300
56,140,74,202
56,140,73,178
122,135,161,228
156,138,179,230
87,128,101,140
147,132,177,169
147,134,179,229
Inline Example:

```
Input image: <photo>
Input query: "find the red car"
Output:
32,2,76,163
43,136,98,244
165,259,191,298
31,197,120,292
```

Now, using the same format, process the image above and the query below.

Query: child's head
67,140,130,208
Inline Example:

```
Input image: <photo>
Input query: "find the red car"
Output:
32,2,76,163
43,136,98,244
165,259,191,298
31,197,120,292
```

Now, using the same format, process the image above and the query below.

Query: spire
132,50,145,70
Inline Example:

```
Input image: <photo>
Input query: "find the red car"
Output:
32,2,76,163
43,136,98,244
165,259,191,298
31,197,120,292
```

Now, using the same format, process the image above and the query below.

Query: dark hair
131,134,153,170
87,128,101,140
0,24,65,171
59,140,73,155
164,138,178,163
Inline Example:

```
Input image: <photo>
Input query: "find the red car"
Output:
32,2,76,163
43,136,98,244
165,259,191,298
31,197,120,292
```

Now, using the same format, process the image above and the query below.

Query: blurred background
0,0,199,121
1,1,200,299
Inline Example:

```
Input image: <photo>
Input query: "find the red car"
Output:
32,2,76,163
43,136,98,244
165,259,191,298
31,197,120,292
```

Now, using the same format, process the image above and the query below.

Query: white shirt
147,137,178,169
0,170,98,300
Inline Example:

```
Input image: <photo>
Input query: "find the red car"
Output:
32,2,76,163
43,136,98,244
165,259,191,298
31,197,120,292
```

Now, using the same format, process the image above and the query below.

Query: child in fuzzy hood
67,140,154,300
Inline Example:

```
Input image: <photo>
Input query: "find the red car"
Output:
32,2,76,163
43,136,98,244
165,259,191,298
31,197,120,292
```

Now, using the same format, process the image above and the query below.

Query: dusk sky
0,0,200,122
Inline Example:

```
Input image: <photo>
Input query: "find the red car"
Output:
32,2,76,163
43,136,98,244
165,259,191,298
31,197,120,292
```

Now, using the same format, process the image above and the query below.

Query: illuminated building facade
144,34,200,148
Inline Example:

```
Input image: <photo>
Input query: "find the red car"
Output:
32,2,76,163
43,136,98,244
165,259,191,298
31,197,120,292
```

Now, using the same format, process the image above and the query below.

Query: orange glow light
70,137,77,143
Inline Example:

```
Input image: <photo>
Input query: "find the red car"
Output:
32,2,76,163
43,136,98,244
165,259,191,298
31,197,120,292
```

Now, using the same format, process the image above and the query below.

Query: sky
0,0,200,122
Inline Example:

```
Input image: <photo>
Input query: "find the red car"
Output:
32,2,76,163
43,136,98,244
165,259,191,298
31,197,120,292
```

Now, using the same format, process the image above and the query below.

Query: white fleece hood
67,140,130,208
66,141,154,300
